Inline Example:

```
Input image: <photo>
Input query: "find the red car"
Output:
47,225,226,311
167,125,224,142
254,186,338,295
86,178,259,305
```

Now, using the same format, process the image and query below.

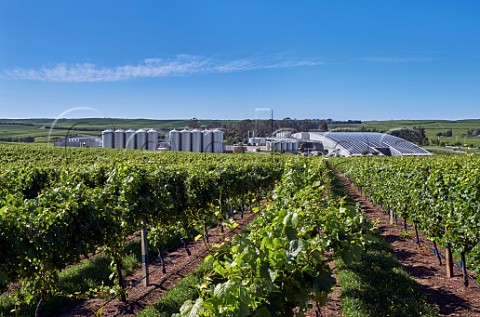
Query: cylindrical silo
286,141,292,152
202,130,213,153
275,142,281,152
147,129,158,150
266,141,272,152
136,129,147,150
180,129,191,152
212,129,223,153
114,129,125,149
292,141,299,153
169,129,181,151
125,129,136,150
191,129,202,152
102,129,114,148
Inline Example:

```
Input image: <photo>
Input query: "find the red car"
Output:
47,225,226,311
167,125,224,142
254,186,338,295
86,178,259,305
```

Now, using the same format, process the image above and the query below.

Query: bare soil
337,173,480,317
58,173,480,317
55,211,259,317
316,267,342,317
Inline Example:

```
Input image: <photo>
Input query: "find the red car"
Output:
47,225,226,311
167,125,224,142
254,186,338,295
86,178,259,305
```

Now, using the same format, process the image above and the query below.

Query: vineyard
170,159,371,316
0,144,285,316
332,156,480,283
0,143,479,316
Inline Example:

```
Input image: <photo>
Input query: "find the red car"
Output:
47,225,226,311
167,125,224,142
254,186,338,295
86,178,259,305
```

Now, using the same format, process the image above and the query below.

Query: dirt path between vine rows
337,173,480,317
57,173,480,317
55,211,259,317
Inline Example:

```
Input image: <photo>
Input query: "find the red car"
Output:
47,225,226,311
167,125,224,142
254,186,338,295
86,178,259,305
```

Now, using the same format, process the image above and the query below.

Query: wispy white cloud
362,56,431,64
3,55,323,82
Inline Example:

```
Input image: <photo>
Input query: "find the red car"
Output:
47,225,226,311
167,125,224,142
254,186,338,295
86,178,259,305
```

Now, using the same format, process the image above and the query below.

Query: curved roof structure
308,132,431,156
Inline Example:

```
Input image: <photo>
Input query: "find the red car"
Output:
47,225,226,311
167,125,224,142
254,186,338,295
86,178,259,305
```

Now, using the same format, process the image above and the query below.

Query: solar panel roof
310,132,430,156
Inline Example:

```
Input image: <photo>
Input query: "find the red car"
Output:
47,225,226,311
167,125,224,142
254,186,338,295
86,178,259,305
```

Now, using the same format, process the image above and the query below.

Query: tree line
188,118,329,144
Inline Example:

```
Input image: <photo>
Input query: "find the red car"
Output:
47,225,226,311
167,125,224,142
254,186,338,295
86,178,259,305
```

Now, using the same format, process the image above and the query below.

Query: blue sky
0,1,479,121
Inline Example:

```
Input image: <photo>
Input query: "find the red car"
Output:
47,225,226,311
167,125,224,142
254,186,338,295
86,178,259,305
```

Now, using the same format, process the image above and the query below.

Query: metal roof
309,132,431,156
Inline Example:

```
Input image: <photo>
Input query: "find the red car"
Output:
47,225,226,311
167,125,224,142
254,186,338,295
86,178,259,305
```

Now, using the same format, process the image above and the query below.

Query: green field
0,118,235,143
1,118,480,147
331,119,480,147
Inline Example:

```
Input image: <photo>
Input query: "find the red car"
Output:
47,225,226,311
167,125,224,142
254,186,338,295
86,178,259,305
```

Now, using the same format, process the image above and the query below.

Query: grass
328,170,438,317
425,146,480,155
336,239,438,317
139,170,439,317
0,118,238,143
137,220,255,317
0,242,141,317
137,224,256,317
0,216,206,317
138,257,214,317
331,119,480,147
2,118,480,145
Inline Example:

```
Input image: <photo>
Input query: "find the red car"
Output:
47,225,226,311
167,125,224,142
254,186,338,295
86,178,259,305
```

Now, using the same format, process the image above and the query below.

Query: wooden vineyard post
389,208,395,225
445,242,454,277
445,227,454,278
141,221,150,287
